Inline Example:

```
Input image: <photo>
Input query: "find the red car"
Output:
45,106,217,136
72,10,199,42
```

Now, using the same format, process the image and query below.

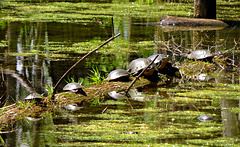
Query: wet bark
194,0,216,19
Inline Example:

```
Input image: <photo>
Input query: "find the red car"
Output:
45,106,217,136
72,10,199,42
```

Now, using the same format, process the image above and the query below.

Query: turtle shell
64,103,82,111
106,69,130,82
24,93,43,103
187,50,214,60
108,91,126,99
127,58,156,77
24,93,42,100
197,115,215,122
147,54,170,69
63,83,87,96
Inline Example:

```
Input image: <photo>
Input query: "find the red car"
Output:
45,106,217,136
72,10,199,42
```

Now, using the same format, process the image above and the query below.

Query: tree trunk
194,0,216,19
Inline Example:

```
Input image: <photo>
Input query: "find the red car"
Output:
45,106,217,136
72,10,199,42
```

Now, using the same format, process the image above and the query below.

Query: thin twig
125,55,159,94
51,33,121,99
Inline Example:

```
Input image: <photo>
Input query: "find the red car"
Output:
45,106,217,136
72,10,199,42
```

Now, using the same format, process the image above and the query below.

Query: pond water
1,0,240,146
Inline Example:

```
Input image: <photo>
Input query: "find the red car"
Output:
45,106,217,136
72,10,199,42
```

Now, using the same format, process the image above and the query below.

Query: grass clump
88,66,105,85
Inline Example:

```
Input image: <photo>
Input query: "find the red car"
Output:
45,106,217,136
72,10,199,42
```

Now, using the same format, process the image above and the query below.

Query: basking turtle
187,50,214,61
63,83,87,96
106,69,130,82
197,115,215,122
127,58,156,77
147,54,181,79
24,93,43,103
147,54,170,69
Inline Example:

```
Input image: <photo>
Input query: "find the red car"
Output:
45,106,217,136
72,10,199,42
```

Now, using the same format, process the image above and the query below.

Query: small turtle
106,69,130,82
26,117,42,122
108,91,126,99
24,93,43,103
63,83,87,96
197,115,215,122
187,50,214,61
147,54,171,69
127,58,156,77
196,73,213,81
64,103,82,111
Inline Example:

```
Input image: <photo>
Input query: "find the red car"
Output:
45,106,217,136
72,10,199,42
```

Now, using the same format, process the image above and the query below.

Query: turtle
127,58,156,77
106,69,130,82
108,91,126,99
26,117,42,122
197,115,215,122
63,83,87,96
147,54,171,69
187,50,215,61
24,93,43,103
64,103,82,111
147,54,181,79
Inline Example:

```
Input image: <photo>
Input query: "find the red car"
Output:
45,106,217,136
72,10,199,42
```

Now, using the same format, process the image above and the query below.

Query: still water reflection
1,16,240,146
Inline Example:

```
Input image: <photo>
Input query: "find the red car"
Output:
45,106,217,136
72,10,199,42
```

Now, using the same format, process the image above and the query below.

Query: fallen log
0,79,152,127
55,79,151,107
133,15,228,27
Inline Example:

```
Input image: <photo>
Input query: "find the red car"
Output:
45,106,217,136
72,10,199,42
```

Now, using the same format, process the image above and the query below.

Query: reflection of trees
5,22,52,103
220,99,239,138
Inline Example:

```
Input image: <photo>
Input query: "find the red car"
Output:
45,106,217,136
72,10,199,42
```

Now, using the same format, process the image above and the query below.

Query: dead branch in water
51,33,121,99
51,17,119,99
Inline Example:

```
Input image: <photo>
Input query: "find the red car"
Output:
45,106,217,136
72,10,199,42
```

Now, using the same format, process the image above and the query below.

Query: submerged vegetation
0,0,240,24
0,0,240,146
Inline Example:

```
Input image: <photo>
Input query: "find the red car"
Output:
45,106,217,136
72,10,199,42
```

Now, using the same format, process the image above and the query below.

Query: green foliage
64,77,76,84
88,66,105,85
64,77,84,86
0,135,5,147
45,84,53,95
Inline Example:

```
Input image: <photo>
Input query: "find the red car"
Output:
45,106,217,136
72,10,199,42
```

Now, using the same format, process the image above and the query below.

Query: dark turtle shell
197,115,215,122
147,54,170,69
127,58,156,77
63,83,87,96
106,69,130,82
187,50,214,60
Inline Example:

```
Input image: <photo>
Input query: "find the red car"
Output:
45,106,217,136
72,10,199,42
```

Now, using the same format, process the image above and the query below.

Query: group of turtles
106,54,182,83
25,49,218,101
23,50,220,122
106,49,221,83
60,53,185,97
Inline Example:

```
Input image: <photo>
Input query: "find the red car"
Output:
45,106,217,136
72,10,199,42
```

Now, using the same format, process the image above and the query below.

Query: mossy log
133,15,227,27
0,80,151,127
160,15,227,26
55,79,151,107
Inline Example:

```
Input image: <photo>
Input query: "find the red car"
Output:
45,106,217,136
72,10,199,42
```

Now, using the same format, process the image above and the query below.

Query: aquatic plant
0,135,5,147
64,77,83,85
88,66,105,84
45,84,53,95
